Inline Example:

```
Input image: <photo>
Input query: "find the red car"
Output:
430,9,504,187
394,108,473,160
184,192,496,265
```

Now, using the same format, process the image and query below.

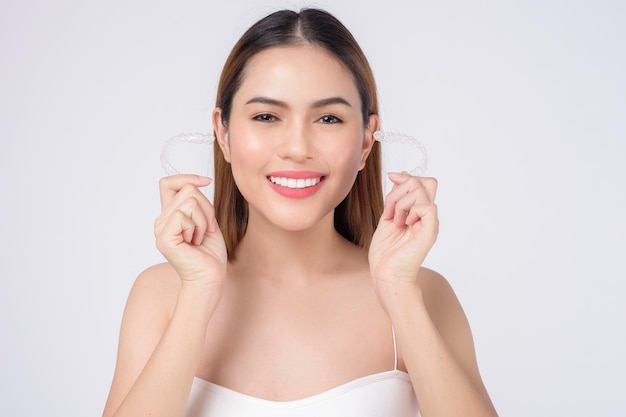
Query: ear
358,114,380,170
212,107,231,163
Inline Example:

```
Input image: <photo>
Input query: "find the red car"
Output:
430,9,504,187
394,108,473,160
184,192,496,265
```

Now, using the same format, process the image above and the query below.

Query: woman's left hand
369,172,439,290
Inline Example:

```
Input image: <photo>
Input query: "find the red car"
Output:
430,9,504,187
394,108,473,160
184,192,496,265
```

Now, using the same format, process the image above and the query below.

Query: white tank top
184,329,420,416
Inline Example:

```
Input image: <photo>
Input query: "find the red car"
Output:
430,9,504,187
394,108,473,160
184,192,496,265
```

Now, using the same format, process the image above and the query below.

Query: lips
266,171,326,198
268,176,322,189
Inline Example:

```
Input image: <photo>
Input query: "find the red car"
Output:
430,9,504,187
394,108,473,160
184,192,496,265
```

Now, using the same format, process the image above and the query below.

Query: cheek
228,126,267,166
336,152,362,174
229,147,257,189
226,128,273,194
325,136,365,171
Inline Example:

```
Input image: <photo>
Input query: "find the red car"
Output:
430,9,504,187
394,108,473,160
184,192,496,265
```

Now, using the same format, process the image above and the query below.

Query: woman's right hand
154,174,227,288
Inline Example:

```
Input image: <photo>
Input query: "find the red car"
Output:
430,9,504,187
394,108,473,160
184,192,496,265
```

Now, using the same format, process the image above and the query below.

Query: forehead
234,44,360,103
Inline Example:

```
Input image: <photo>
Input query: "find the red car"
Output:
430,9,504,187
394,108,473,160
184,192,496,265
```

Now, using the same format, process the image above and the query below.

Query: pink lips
267,171,325,199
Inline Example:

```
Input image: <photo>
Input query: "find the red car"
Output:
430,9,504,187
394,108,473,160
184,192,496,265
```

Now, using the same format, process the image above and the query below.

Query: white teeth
269,176,322,189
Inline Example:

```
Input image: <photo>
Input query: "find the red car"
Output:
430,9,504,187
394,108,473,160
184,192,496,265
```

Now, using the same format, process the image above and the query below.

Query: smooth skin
102,44,497,417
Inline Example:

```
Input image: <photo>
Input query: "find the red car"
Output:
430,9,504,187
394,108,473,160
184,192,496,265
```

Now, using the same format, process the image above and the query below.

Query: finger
155,195,209,246
405,202,439,229
159,174,212,210
382,172,411,220
161,183,216,233
394,183,439,227
384,174,431,222
421,177,438,201
392,195,415,226
388,172,438,198
180,212,196,244
387,171,411,185
155,208,196,254
177,196,209,245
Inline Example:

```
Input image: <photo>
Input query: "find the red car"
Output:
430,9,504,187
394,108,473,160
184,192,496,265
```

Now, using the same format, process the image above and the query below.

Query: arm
369,172,497,416
378,270,498,417
102,265,221,417
102,175,227,417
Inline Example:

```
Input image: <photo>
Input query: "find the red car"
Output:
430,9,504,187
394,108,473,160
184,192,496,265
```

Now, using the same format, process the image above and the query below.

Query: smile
268,176,323,189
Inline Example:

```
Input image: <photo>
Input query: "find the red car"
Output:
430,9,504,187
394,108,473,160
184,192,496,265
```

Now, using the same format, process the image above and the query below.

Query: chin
253,206,335,234
274,214,326,232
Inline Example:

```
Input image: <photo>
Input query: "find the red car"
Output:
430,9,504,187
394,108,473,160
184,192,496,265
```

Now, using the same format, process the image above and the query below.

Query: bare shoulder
121,262,182,352
416,267,461,319
116,263,182,350
416,267,489,393
416,267,471,338
102,263,180,416
129,262,181,311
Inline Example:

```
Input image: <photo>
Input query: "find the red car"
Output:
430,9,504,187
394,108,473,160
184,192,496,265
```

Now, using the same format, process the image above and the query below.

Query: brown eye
253,114,278,122
319,115,342,124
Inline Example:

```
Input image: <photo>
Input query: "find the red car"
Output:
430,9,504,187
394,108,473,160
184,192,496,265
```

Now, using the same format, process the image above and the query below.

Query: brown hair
213,8,383,258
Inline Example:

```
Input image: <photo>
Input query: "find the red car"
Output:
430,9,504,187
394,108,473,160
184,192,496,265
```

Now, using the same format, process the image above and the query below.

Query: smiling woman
211,10,383,258
102,8,498,417
213,44,374,236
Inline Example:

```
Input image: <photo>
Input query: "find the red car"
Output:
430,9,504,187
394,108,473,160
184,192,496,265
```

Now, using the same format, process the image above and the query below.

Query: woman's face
214,44,377,232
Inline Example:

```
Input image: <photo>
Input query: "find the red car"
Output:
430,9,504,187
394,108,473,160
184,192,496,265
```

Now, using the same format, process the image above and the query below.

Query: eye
319,115,343,124
253,113,278,122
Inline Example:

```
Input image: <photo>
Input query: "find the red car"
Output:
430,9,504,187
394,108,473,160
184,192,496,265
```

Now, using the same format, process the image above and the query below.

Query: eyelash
319,115,343,124
252,113,278,122
251,114,343,124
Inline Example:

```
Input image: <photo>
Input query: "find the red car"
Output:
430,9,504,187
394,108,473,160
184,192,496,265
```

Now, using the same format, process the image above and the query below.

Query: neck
231,210,360,283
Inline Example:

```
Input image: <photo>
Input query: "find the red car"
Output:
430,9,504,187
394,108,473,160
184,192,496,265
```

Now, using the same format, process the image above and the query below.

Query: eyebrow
244,96,352,108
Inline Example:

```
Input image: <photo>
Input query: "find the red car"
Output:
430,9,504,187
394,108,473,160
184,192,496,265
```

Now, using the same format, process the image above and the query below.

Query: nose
276,122,316,162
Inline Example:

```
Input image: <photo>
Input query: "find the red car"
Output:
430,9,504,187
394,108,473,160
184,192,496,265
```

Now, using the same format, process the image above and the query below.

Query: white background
1,0,624,416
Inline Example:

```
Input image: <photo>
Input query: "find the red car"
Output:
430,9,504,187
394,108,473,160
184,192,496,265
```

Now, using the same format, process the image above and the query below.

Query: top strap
392,326,398,371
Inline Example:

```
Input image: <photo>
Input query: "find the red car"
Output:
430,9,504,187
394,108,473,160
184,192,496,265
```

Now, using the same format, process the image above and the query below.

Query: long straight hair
213,8,383,258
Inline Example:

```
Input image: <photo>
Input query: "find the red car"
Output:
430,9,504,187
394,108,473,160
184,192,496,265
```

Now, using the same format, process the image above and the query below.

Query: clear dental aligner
161,131,427,176
373,131,428,176
160,133,212,176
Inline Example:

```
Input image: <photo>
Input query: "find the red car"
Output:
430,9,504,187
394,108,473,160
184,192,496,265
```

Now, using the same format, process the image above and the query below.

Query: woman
103,8,498,417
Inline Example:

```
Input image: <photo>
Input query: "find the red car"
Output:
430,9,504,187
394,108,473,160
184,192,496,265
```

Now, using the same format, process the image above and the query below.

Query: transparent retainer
160,131,427,195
